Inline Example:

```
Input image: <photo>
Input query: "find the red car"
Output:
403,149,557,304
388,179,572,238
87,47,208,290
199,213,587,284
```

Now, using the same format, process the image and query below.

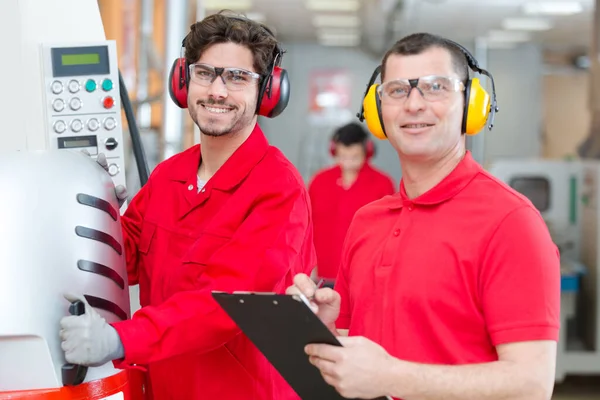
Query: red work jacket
111,125,316,400
309,163,395,280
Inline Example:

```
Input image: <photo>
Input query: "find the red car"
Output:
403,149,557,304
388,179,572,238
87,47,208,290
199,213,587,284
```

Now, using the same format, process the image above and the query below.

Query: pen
295,278,325,309
309,278,325,300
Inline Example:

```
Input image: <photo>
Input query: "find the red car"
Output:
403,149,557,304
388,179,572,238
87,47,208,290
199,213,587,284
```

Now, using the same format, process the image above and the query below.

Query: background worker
60,12,314,400
289,32,559,400
308,122,395,286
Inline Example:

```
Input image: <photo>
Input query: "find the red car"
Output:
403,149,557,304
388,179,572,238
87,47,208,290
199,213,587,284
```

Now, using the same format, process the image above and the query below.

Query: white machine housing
489,158,600,382
0,150,130,391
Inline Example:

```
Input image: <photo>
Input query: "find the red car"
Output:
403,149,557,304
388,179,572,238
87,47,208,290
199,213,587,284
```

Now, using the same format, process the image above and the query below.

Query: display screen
62,53,101,66
51,46,110,77
58,135,98,150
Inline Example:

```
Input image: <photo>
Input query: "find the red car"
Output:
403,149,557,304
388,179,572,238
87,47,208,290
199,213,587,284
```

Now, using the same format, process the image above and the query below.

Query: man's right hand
286,273,341,332
82,150,128,207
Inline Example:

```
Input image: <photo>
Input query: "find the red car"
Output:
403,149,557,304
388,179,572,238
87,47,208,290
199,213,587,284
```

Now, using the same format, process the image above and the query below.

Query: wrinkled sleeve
119,170,155,286
111,180,314,366
480,205,561,346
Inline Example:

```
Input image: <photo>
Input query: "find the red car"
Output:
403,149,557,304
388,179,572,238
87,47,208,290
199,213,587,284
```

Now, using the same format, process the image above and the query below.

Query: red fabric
309,163,395,280
335,151,560,369
111,125,316,400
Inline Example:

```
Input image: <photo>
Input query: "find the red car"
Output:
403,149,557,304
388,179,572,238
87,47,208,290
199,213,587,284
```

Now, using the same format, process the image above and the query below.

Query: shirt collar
391,151,481,209
167,123,269,191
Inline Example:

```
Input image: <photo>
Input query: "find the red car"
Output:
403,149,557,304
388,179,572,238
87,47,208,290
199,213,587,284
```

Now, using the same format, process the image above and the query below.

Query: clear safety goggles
377,75,465,102
188,63,262,91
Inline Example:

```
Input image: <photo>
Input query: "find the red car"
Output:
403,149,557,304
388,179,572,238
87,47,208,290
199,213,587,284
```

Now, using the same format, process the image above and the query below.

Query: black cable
118,70,150,186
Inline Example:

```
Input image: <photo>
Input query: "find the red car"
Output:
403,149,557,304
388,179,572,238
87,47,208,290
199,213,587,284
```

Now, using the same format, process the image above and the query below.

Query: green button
85,79,97,92
102,79,113,91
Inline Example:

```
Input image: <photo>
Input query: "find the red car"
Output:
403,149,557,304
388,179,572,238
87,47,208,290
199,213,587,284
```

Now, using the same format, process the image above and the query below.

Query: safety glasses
378,75,465,102
188,63,262,91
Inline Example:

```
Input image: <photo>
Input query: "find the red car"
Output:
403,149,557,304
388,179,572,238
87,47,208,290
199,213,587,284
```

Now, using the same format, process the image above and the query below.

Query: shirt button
393,229,400,236
188,184,194,191
407,205,414,211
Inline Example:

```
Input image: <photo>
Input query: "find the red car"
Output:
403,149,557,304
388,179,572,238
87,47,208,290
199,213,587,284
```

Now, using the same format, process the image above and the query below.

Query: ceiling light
306,0,360,12
204,0,252,10
313,14,361,28
317,31,361,47
502,17,552,31
523,1,583,15
487,30,532,43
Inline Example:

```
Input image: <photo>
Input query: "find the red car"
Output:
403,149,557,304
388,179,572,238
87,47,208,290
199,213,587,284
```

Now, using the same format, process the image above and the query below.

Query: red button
103,96,115,109
393,229,400,236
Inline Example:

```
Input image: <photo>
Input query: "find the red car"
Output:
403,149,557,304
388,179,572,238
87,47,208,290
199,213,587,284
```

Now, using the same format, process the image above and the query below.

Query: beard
190,97,256,137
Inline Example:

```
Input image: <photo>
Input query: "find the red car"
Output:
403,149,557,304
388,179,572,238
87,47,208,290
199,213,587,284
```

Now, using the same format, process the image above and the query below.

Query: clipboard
212,291,390,400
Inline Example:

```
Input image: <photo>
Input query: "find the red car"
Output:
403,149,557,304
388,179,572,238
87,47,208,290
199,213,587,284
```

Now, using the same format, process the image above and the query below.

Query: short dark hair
381,33,469,83
184,10,280,76
332,122,369,147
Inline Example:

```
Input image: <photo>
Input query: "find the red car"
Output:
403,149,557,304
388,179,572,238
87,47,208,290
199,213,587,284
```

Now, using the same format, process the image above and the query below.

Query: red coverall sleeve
112,181,314,366
480,205,561,346
120,172,154,285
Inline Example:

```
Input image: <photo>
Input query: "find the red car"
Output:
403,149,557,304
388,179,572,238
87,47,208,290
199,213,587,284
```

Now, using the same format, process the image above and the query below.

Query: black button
105,137,118,151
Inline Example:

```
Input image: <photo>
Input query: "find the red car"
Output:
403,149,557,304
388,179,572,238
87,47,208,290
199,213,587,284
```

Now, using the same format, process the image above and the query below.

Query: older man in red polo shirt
289,32,559,400
309,122,395,286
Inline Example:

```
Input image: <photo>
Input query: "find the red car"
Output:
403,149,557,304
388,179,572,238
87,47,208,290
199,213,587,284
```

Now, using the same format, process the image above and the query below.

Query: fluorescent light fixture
204,0,252,10
502,17,552,31
318,31,361,46
487,30,532,43
244,12,266,23
306,0,360,12
313,14,361,28
523,1,583,15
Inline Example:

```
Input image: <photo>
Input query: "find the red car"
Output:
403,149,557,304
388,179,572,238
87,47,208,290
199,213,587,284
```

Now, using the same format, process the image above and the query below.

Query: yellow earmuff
463,77,492,136
362,84,387,140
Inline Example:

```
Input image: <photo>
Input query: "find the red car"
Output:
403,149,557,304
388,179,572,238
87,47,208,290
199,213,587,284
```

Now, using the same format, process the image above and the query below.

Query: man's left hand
305,336,394,399
59,293,125,367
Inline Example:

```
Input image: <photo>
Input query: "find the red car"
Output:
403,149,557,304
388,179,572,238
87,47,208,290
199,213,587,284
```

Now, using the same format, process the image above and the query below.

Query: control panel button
87,118,100,131
53,120,66,134
104,117,116,130
107,163,120,176
102,96,115,109
52,99,65,112
69,97,82,111
102,79,114,91
85,79,97,92
51,80,63,94
68,80,80,93
71,119,83,132
105,137,118,151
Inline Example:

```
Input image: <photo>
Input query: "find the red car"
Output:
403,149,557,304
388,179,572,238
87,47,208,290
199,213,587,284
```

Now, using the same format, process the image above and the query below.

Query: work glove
81,150,128,208
59,293,125,367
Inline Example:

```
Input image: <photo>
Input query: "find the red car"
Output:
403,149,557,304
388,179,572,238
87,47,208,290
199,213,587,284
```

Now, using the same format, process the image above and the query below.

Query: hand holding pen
285,274,340,333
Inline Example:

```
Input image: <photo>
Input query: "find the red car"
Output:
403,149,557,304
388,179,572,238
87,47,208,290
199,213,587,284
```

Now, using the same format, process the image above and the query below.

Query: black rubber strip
75,226,123,255
77,259,125,289
76,193,118,221
84,294,128,321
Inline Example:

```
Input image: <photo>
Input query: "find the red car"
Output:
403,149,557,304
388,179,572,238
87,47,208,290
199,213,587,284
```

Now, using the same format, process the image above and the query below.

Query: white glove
59,293,125,367
81,150,128,207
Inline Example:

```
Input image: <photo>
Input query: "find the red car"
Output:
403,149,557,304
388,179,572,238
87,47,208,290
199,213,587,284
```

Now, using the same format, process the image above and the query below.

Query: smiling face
187,42,260,137
380,46,466,162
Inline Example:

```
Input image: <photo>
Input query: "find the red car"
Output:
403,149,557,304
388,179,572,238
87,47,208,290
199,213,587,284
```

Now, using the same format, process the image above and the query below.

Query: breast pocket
170,232,232,292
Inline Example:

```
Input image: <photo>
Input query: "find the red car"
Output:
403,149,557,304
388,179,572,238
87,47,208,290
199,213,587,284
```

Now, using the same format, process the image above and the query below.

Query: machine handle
61,300,89,386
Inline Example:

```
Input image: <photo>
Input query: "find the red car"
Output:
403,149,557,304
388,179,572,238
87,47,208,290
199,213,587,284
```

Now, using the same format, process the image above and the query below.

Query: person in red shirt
59,12,315,400
289,33,560,400
309,122,395,286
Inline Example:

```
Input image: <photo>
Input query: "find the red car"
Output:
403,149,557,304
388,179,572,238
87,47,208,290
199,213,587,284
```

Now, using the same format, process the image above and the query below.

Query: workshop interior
1,0,600,398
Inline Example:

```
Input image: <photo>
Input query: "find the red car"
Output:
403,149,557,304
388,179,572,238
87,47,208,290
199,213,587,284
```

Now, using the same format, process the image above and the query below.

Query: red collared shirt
112,124,315,400
309,163,395,280
335,152,560,374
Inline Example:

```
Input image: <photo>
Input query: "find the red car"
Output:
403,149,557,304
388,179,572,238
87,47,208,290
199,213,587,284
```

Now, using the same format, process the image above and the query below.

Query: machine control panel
41,42,126,190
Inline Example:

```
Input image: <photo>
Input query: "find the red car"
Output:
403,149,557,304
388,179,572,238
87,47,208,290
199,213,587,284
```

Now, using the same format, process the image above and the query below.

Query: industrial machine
0,0,148,398
489,159,600,382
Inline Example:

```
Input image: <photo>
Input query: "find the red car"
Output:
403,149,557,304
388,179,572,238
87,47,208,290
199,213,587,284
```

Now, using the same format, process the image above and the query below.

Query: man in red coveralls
59,11,315,400
309,122,395,287
288,33,560,400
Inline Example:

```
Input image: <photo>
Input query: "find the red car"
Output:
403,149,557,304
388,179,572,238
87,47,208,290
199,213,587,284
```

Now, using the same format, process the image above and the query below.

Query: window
509,176,551,212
